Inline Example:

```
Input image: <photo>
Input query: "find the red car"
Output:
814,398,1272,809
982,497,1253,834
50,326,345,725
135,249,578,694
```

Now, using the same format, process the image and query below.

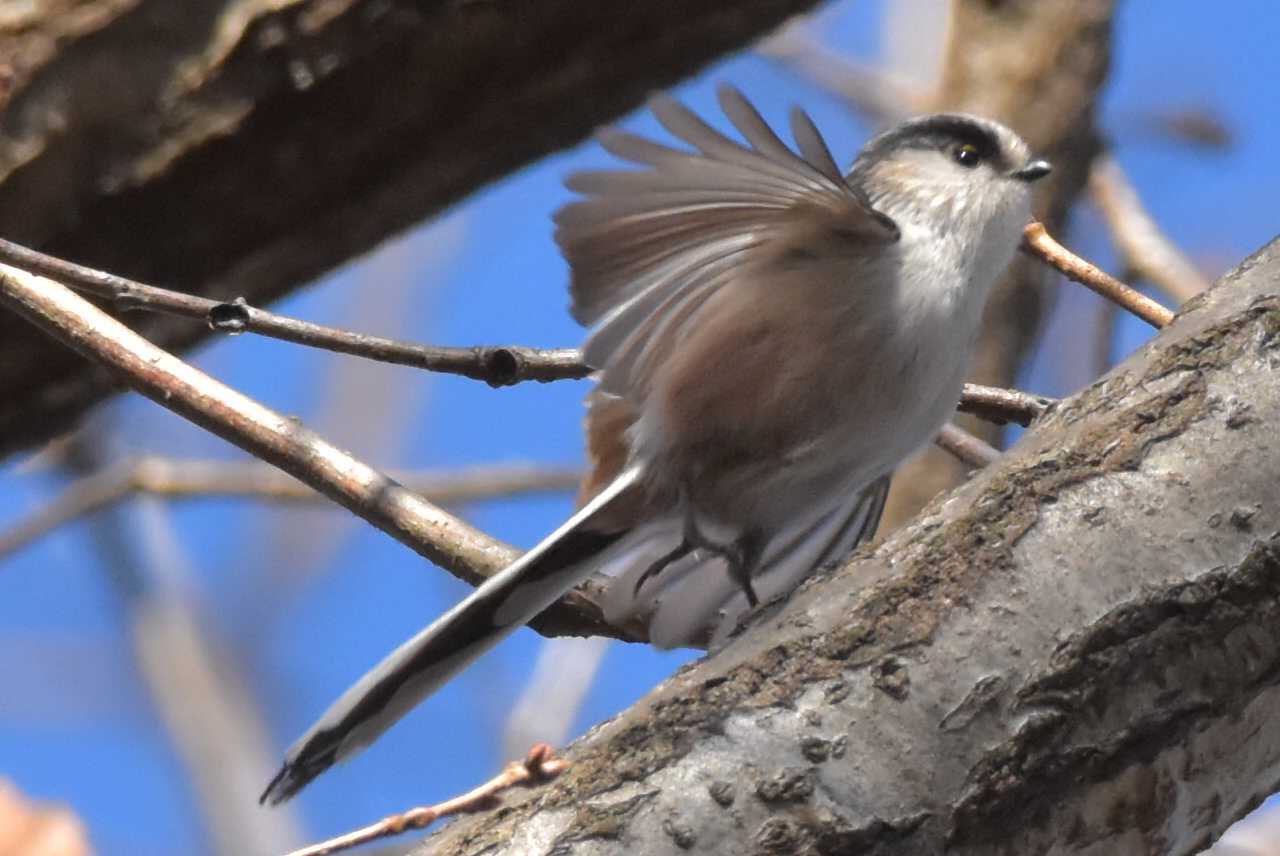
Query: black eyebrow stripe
857,114,1008,169
907,116,1000,153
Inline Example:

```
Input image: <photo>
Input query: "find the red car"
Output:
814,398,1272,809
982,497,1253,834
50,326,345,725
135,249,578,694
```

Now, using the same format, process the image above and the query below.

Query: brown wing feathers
559,84,899,515
556,84,892,329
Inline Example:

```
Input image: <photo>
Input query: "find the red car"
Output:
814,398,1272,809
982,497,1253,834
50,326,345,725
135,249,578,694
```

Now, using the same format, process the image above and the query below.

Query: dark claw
634,539,695,596
724,529,764,607
644,509,766,607
737,574,760,607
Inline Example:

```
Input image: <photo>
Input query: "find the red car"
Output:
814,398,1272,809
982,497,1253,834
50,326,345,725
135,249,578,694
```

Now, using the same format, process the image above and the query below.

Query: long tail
260,467,642,805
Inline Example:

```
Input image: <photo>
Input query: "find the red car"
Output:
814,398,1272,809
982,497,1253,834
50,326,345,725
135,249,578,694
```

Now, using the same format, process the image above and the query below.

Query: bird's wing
260,466,644,805
555,83,899,397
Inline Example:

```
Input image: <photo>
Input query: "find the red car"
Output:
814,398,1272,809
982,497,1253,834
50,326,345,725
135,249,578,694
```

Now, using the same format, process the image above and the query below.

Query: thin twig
0,239,1050,429
1021,222,1175,329
0,238,588,387
935,423,1001,470
282,744,569,856
957,383,1053,427
0,263,628,641
1088,155,1210,304
0,460,581,561
1143,107,1235,151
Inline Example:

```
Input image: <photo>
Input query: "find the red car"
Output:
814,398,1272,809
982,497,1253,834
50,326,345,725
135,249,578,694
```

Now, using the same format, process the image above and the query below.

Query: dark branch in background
935,423,1000,470
56,436,306,855
0,0,836,459
1143,107,1236,151
0,263,636,643
285,745,567,856
0,460,581,562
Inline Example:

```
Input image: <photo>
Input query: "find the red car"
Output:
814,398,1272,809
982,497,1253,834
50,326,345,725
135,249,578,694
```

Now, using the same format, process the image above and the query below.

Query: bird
260,83,1051,805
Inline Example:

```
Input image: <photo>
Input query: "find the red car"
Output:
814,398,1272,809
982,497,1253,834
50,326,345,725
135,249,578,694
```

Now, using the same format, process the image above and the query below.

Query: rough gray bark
417,238,1280,855
0,0,822,459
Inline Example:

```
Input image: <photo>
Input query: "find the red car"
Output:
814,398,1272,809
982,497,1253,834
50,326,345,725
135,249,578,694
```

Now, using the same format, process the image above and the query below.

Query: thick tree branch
418,237,1280,855
0,0,829,459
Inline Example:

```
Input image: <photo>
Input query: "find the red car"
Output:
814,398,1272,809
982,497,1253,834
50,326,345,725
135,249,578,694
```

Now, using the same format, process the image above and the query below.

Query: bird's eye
952,143,982,168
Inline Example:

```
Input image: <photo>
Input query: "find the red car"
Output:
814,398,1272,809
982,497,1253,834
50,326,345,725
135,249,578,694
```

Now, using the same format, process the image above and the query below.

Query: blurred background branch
0,459,581,562
57,433,307,855
1087,154,1211,303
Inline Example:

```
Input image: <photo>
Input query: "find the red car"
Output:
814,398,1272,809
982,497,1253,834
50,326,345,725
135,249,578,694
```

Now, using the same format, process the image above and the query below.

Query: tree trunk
0,0,821,459
418,237,1280,855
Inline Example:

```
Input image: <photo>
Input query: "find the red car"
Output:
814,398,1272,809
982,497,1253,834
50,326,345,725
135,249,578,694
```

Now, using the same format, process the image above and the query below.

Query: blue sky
0,1,1276,853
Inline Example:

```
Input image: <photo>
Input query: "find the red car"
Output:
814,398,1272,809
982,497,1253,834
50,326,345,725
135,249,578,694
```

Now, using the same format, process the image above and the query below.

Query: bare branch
1088,155,1210,304
1143,107,1235,151
0,239,587,387
0,240,1051,430
284,744,568,856
957,383,1054,427
0,263,629,642
1021,222,1175,329
757,21,925,123
123,499,308,855
0,460,581,562
935,423,1001,470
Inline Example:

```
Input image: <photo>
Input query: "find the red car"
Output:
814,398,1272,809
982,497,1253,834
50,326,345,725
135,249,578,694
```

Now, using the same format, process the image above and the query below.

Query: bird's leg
632,503,765,608
721,527,765,607
678,510,765,607
632,491,708,597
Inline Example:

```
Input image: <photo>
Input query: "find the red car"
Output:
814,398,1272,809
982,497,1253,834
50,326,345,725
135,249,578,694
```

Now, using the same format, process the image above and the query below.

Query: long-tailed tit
261,84,1050,804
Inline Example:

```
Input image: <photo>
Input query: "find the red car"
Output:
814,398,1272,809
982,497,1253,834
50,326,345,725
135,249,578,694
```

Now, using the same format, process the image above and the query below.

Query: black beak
1010,159,1052,183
